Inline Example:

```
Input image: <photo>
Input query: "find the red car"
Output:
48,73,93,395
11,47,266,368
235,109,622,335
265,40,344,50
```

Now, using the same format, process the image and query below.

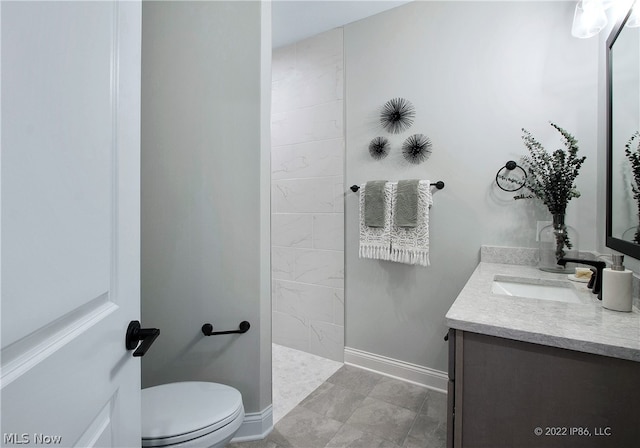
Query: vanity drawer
450,330,640,448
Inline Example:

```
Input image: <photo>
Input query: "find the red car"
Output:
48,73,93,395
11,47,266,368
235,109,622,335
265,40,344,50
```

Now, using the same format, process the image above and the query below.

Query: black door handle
126,321,160,357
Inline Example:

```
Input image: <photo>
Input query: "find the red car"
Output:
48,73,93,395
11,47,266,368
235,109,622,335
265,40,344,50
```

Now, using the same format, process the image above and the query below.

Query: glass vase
538,214,579,273
621,225,640,245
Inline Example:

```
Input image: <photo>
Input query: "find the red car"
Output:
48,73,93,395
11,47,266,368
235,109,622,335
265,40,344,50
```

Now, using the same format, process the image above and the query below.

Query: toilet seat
142,382,244,447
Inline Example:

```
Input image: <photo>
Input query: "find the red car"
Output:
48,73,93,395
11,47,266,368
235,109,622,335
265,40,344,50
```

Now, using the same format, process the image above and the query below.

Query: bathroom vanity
445,262,640,448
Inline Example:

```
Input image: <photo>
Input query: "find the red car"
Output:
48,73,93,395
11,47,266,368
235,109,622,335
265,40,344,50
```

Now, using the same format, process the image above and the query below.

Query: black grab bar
202,321,250,336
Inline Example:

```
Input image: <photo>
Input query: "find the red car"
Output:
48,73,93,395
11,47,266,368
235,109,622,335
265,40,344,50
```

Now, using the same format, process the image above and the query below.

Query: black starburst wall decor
368,136,390,160
402,134,432,164
380,98,415,134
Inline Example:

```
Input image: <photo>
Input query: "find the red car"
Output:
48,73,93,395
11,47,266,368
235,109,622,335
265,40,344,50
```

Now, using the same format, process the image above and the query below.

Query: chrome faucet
557,258,606,300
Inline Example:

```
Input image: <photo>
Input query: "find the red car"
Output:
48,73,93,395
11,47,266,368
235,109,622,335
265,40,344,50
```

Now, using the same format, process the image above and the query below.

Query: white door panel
1,2,142,447
2,1,113,347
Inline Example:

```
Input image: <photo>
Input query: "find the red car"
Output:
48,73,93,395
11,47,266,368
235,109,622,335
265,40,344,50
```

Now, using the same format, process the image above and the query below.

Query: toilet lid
142,382,243,444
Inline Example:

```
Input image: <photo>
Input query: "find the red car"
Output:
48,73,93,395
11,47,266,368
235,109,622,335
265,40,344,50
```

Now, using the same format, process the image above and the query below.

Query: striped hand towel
359,181,393,261
389,180,433,266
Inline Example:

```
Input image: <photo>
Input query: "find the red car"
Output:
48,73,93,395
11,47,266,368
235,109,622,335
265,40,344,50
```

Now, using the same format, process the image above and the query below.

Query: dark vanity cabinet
446,329,640,448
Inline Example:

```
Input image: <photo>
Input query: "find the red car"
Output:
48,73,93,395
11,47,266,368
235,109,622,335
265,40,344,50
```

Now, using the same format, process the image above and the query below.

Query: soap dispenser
602,255,633,312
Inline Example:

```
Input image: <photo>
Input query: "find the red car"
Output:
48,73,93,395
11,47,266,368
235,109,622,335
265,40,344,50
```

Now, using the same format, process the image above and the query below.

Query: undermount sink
491,275,584,304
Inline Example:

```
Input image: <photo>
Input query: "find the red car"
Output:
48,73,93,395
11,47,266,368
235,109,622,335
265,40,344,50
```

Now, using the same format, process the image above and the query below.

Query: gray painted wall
344,1,599,372
140,1,271,414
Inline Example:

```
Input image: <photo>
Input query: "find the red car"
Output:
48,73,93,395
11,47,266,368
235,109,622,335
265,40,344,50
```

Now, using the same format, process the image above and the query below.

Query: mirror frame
606,5,640,259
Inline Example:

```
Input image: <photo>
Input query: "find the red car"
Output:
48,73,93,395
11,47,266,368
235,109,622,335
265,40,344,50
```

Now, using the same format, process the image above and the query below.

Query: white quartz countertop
445,262,640,362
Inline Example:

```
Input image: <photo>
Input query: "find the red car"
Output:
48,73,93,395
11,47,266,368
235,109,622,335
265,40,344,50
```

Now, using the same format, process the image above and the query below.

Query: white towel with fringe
389,180,433,266
359,180,433,266
359,181,393,261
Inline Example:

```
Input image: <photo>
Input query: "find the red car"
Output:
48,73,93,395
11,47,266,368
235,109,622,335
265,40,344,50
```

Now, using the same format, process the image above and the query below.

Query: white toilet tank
142,382,244,448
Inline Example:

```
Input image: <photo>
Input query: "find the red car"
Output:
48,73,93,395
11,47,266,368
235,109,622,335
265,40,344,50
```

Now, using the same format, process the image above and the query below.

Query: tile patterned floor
231,364,447,448
272,344,343,424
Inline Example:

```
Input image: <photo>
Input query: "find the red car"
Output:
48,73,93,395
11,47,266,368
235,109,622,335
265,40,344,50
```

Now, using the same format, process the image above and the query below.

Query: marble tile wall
271,28,345,362
480,245,599,266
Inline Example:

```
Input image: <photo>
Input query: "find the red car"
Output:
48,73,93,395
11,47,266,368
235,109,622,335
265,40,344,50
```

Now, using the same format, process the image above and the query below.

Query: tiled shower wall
271,28,345,362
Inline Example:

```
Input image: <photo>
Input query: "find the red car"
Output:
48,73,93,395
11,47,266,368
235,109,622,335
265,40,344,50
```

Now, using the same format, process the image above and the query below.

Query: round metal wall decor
402,134,432,164
380,98,415,134
368,136,390,160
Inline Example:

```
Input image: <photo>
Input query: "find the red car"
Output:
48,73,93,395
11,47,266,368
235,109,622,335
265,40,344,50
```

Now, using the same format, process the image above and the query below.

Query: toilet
141,382,245,448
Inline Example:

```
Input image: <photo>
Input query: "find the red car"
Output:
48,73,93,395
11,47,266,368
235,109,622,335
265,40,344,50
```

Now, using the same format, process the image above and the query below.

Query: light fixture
571,0,608,38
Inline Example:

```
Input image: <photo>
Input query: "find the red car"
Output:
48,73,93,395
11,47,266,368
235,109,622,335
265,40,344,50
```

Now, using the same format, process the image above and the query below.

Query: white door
1,2,142,447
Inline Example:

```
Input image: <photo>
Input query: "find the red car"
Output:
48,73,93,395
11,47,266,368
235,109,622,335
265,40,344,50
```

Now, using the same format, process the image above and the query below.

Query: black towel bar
350,181,444,192
202,321,250,336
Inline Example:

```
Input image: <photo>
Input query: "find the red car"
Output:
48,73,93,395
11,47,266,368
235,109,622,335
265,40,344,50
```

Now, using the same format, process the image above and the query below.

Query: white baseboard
231,405,273,442
344,346,448,393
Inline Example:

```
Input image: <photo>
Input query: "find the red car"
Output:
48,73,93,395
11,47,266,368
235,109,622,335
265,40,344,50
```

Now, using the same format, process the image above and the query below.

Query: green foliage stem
499,123,585,265
624,131,640,244
501,122,586,216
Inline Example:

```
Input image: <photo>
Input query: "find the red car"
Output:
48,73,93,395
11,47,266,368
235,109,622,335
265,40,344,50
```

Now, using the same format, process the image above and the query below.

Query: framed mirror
606,2,640,259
